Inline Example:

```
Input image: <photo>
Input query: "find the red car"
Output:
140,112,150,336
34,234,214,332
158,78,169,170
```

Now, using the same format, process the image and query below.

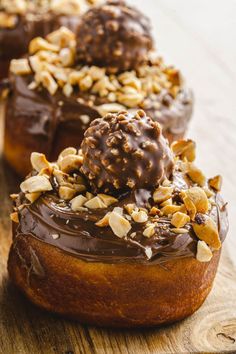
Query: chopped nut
10,194,19,200
183,187,209,214
193,213,221,250
145,247,153,260
117,91,144,108
86,192,94,200
149,206,160,216
29,37,59,54
25,192,41,203
209,175,222,192
50,0,84,15
59,154,83,173
97,194,118,207
59,48,74,67
171,212,190,228
10,59,32,75
153,186,173,204
20,176,52,193
186,163,206,187
108,211,131,238
10,212,19,223
196,240,213,262
70,195,87,211
160,198,172,207
124,203,136,215
113,207,124,215
30,152,51,172
38,71,58,95
59,186,76,200
58,147,77,161
203,187,214,198
96,212,111,227
0,13,17,28
143,224,155,238
161,204,184,216
131,210,148,223
182,194,197,220
171,139,196,162
96,103,126,116
171,228,188,234
84,196,106,209
46,26,75,47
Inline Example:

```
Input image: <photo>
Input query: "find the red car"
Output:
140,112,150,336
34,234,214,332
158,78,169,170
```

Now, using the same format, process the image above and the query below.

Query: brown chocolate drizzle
14,174,228,265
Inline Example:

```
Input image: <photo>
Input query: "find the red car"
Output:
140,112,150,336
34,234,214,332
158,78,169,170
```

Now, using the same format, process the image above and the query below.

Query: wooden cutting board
0,105,236,354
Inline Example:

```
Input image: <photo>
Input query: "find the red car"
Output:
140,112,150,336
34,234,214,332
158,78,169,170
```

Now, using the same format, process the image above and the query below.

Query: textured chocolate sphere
76,0,153,73
81,110,174,193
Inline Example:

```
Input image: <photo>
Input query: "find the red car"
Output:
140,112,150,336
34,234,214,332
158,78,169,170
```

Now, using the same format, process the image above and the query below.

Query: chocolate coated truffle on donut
81,110,174,192
76,0,153,72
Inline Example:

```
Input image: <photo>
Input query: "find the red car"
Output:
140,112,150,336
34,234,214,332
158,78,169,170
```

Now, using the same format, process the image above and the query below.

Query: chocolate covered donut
0,0,100,79
76,0,153,72
8,110,228,327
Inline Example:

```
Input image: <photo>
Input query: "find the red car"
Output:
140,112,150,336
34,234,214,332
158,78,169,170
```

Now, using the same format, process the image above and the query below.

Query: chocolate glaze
0,11,81,79
14,172,228,265
5,73,193,167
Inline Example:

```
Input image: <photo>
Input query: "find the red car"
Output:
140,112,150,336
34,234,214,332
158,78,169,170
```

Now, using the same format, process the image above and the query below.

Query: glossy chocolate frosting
14,172,228,265
0,11,81,78
5,72,193,166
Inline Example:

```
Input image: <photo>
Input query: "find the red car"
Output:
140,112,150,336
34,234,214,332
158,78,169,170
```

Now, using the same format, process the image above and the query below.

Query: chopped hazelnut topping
124,203,136,215
209,175,222,192
30,152,51,173
84,196,106,209
25,192,41,203
0,13,17,28
153,186,173,204
143,224,155,238
171,228,188,234
97,194,118,207
182,187,209,215
58,154,83,173
193,213,221,250
10,59,32,75
171,212,190,228
59,186,76,200
161,204,184,216
10,212,19,223
186,163,206,187
108,211,131,238
20,175,52,193
131,210,148,223
70,195,87,211
171,139,196,162
95,212,111,227
196,240,213,262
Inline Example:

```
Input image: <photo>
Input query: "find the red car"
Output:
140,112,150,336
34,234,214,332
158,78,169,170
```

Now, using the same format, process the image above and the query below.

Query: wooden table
0,0,236,352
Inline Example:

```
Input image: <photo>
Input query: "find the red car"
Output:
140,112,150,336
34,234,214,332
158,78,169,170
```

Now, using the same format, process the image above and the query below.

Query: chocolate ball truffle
80,110,174,192
76,0,153,73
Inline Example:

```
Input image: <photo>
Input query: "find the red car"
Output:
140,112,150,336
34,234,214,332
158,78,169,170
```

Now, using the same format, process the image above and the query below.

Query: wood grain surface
0,0,236,353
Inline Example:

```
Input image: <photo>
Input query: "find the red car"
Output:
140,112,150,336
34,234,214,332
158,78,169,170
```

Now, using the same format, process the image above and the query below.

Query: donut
8,111,228,327
4,3,193,177
0,0,100,79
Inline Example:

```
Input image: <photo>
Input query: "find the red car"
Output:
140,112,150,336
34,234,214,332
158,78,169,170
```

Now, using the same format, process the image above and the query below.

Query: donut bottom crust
8,233,221,328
